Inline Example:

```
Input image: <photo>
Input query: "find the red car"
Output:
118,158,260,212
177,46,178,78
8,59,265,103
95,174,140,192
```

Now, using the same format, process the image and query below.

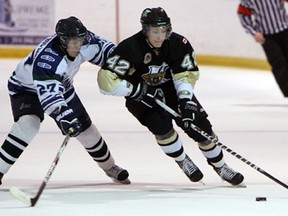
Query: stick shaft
155,99,288,189
31,135,70,206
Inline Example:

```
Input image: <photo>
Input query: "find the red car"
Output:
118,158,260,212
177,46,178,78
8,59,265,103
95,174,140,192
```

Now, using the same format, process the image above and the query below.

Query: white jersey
8,31,115,114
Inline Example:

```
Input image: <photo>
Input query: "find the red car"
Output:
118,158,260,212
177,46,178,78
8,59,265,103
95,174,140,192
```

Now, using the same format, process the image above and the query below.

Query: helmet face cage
140,7,172,40
55,16,88,48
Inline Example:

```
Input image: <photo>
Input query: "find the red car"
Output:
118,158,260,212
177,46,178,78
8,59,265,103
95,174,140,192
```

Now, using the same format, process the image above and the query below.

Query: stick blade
10,186,32,206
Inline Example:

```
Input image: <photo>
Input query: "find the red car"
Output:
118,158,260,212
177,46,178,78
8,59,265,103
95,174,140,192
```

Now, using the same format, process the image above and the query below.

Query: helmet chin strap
57,42,76,61
145,39,156,48
66,54,76,61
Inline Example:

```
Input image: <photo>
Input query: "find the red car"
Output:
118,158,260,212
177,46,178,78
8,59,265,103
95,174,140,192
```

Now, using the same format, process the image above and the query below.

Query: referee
237,0,288,98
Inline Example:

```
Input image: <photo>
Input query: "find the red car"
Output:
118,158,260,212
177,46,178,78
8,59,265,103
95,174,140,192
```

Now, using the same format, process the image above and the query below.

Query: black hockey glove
130,82,165,108
178,99,198,131
50,106,82,137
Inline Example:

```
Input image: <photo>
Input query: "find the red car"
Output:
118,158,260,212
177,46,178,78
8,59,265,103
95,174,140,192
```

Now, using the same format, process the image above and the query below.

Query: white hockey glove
50,106,82,137
130,82,165,108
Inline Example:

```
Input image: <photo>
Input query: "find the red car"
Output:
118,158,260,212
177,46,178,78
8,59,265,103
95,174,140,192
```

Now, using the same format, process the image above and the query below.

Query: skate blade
232,182,247,188
111,178,131,185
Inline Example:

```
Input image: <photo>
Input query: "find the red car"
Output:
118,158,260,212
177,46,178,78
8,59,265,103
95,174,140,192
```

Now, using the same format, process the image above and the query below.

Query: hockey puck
256,197,267,201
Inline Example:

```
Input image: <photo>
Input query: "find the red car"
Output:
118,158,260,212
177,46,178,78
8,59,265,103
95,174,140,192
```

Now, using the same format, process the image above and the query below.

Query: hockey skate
104,165,131,184
176,155,203,182
214,163,244,186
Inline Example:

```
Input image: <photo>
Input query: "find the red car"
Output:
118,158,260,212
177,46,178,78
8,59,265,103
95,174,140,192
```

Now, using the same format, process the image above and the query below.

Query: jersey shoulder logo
37,62,52,69
182,37,188,44
144,53,152,64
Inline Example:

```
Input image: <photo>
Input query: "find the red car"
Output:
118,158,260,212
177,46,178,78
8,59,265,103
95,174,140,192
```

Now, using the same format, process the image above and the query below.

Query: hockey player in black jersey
0,16,130,185
98,7,244,185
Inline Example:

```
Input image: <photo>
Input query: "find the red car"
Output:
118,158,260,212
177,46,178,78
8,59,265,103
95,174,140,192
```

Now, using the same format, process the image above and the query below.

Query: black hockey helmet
55,16,88,48
140,7,172,39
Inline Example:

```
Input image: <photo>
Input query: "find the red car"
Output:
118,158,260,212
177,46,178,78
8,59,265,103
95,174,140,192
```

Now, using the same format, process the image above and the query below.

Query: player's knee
155,128,178,145
76,124,102,148
10,115,41,143
18,115,40,134
198,132,218,150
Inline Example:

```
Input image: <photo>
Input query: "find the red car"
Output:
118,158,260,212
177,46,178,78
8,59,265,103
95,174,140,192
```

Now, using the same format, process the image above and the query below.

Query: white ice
0,59,288,216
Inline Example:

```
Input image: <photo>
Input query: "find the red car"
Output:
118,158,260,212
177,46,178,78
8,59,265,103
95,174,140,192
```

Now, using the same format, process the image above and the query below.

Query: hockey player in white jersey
0,16,130,185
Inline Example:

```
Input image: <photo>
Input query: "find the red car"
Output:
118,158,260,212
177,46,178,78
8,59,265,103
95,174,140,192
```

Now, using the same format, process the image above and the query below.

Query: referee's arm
237,4,256,36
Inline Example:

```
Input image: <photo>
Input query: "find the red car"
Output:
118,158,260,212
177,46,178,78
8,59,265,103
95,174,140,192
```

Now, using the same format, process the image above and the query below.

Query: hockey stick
10,134,71,206
155,98,288,189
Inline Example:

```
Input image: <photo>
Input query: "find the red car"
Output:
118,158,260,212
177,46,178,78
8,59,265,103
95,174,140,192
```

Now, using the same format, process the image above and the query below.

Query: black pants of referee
263,29,288,97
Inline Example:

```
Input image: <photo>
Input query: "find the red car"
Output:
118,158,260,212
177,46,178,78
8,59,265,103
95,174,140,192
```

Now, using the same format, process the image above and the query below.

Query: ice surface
0,59,287,215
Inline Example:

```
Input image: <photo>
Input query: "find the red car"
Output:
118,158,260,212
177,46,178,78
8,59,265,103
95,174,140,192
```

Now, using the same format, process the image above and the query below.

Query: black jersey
102,31,199,88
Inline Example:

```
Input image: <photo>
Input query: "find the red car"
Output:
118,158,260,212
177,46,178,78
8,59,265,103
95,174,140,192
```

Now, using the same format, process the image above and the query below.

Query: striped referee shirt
237,0,288,35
